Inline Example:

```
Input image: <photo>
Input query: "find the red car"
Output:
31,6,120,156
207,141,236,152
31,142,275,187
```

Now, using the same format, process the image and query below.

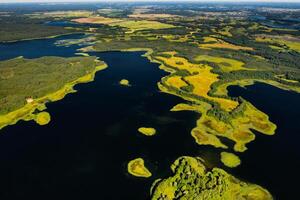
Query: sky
1,0,300,3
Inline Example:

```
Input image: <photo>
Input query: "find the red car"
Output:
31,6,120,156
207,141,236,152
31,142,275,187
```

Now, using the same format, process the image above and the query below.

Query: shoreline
0,32,84,44
0,62,107,130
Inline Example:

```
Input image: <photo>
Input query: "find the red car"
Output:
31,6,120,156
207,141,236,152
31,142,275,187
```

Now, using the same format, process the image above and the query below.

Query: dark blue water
0,35,299,199
0,33,85,61
0,50,208,199
228,82,300,200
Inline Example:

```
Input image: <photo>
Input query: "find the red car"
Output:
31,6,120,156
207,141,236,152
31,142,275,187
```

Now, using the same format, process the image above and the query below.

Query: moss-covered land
138,127,156,136
119,79,131,86
151,156,272,200
128,158,152,178
220,152,241,168
34,111,51,126
0,56,107,130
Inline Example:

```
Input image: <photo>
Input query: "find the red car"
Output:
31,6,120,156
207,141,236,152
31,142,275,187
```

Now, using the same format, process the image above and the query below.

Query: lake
0,35,299,199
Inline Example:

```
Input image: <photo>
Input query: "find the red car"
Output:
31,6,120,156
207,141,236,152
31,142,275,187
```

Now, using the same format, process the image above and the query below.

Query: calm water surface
0,36,299,199
228,83,300,199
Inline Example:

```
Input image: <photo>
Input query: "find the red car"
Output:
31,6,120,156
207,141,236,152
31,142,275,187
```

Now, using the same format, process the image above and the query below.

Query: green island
138,127,156,136
34,111,51,126
220,152,241,168
127,158,152,178
0,56,107,129
151,156,272,200
119,79,131,86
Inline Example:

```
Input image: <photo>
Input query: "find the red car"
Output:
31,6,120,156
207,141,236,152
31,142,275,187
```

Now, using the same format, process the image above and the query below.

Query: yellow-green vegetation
0,57,107,130
217,26,233,37
154,52,276,152
138,127,156,136
73,16,175,33
34,112,51,126
213,79,300,96
119,79,131,86
189,101,276,152
199,37,253,51
256,35,300,52
111,20,175,33
220,152,241,168
195,55,251,72
128,158,152,178
151,156,272,200
156,52,239,111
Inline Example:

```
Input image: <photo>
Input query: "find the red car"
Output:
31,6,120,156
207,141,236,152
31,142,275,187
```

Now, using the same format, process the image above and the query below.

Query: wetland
1,2,300,199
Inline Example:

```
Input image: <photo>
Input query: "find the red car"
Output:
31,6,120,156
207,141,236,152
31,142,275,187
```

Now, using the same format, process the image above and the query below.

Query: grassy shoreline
0,62,107,130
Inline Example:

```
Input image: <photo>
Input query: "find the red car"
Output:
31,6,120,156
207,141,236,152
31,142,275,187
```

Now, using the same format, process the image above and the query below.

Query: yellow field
35,112,51,125
220,152,241,168
165,76,187,89
154,51,276,152
195,55,251,72
217,26,233,37
256,35,300,52
127,158,152,178
111,20,175,33
200,37,253,51
189,101,276,152
156,52,238,111
119,79,131,86
138,127,156,136
213,79,300,97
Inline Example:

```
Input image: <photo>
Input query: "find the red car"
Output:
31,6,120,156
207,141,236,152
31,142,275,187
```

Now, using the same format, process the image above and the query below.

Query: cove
228,82,300,199
0,33,86,61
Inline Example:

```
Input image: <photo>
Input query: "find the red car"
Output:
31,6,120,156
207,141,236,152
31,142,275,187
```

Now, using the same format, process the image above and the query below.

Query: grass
35,111,51,125
213,79,300,97
199,37,253,51
73,17,175,33
119,79,131,86
256,35,300,52
190,101,276,152
220,152,241,168
138,127,156,136
165,76,188,89
111,20,176,33
154,52,277,152
128,158,152,178
151,156,272,200
156,52,238,111
217,26,233,37
195,55,251,72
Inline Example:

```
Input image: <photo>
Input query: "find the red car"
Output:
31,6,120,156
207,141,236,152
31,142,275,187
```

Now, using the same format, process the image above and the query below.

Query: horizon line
1,0,300,4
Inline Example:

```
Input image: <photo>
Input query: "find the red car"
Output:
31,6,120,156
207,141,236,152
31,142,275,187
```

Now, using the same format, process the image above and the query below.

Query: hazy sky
1,0,300,3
